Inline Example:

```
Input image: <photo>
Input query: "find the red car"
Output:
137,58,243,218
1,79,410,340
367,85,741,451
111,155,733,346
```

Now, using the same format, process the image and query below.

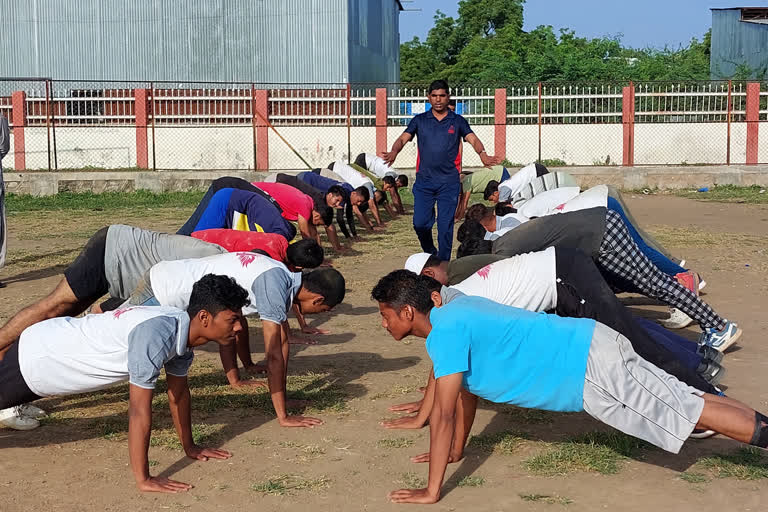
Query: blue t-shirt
297,172,354,205
426,295,595,412
194,188,296,241
405,110,473,183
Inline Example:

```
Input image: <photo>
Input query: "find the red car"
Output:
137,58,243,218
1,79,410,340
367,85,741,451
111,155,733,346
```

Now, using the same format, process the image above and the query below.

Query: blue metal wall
0,0,400,83
711,8,768,79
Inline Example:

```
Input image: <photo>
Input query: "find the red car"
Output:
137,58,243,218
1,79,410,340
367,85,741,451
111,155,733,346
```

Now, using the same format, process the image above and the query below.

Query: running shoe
0,407,40,430
660,308,694,329
689,429,716,439
699,321,742,353
17,404,47,419
697,344,724,364
696,360,726,386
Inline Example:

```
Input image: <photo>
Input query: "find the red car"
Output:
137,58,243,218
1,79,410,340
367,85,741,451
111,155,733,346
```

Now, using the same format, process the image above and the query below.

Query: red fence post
134,88,149,169
375,88,388,157
11,91,26,170
622,85,635,167
254,89,270,170
745,82,760,165
494,88,507,159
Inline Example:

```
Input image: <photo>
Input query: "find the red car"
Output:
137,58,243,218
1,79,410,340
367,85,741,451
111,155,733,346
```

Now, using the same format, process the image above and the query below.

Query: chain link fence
1,78,767,171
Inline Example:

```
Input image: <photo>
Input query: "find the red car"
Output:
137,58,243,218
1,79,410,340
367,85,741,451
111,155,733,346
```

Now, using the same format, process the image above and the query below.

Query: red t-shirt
253,182,314,222
191,229,288,263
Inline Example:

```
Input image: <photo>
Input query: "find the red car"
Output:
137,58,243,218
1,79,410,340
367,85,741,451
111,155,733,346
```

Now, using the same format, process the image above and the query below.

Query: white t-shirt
150,252,301,322
517,185,608,218
498,163,538,202
450,247,558,312
364,154,398,179
333,161,375,190
18,306,191,397
559,185,608,213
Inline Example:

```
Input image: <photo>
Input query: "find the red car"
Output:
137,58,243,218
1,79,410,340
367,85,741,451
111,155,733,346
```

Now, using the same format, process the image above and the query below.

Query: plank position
252,181,334,242
454,165,510,219
293,171,374,238
125,252,346,427
0,275,247,494
191,230,324,270
325,160,386,227
371,270,768,505
354,152,409,214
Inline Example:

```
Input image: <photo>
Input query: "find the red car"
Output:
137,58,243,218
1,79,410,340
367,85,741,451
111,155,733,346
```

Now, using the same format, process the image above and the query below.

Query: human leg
0,343,43,430
606,186,678,261
412,179,438,256
435,181,461,261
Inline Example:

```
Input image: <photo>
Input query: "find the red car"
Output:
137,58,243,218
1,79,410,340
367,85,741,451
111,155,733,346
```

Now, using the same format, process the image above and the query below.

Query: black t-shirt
492,207,607,259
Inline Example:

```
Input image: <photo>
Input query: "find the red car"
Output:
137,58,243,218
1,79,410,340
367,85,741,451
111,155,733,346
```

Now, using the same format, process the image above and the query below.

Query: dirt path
0,196,767,512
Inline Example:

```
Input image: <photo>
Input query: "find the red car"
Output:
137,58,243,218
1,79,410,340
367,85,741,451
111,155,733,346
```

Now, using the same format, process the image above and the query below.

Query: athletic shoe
699,321,742,353
699,278,707,292
17,404,47,419
0,407,41,430
689,429,716,439
679,259,686,268
696,360,726,386
675,271,701,295
697,344,724,364
660,308,694,329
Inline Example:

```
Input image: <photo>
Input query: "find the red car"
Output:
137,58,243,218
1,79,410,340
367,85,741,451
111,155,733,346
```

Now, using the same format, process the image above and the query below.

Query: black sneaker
697,344,724,364
697,360,726,386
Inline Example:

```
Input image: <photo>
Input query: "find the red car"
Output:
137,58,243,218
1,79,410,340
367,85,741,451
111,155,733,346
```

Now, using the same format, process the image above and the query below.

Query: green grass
467,430,528,455
251,475,332,496
679,471,709,484
698,448,768,480
150,423,224,450
635,185,768,204
524,431,652,476
399,472,427,488
377,437,416,449
6,190,204,212
457,475,485,487
520,493,573,505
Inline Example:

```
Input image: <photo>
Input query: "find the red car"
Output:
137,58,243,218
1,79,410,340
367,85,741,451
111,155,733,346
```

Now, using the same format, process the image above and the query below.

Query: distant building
711,7,768,79
0,0,403,83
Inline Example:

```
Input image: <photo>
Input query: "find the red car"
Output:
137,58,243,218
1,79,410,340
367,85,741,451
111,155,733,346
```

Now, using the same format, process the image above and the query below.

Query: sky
399,0,768,49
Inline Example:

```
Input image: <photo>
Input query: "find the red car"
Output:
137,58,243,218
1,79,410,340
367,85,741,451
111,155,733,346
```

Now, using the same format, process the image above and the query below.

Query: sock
749,412,768,448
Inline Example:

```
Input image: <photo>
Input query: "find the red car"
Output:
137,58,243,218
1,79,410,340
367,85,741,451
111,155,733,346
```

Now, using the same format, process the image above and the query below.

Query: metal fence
0,78,766,171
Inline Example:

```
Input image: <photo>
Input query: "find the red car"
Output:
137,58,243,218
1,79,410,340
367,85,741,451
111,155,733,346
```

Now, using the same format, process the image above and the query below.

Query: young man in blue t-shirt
371,270,768,505
382,80,501,261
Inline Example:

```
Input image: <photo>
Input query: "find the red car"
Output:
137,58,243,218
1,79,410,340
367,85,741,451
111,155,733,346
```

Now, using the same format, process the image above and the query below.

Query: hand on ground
388,400,422,414
388,488,439,504
186,445,232,461
137,476,193,494
380,415,427,430
278,415,324,428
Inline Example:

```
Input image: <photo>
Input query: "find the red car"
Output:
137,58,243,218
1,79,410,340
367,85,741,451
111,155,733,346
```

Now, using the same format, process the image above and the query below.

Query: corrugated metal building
711,7,768,79
0,0,403,83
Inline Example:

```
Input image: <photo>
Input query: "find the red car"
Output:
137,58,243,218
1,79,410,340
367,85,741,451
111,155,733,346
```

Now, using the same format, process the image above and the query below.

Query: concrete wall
4,122,767,171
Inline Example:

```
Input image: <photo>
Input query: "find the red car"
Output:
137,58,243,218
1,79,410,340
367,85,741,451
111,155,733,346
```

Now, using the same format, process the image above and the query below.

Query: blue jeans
412,178,461,261
635,316,701,371
606,197,686,276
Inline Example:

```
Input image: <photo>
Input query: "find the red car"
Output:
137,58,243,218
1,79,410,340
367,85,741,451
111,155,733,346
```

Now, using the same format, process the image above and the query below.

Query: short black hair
374,189,388,205
495,203,517,216
423,255,442,270
457,219,487,243
302,267,346,307
483,180,500,200
428,79,450,95
449,99,457,107
354,153,367,168
371,269,442,314
286,239,324,269
327,162,335,170
465,203,492,223
456,238,493,258
318,205,334,226
187,274,250,318
382,176,396,188
396,174,409,187
354,186,370,203
327,185,345,201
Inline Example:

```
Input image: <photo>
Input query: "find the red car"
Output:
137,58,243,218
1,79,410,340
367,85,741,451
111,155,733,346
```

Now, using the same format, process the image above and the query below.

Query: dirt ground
0,194,767,512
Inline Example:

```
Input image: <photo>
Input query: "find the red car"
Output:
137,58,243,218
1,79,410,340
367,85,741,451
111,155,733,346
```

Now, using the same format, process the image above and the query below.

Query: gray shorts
126,270,157,307
583,322,705,454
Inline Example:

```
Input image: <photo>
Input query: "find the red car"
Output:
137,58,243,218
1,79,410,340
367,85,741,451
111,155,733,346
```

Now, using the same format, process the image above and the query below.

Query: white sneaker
689,429,716,439
0,406,41,430
18,404,47,419
660,308,694,329
679,259,686,268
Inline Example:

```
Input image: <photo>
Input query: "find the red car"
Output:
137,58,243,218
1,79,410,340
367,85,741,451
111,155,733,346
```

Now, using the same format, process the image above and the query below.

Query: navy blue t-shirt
405,110,473,183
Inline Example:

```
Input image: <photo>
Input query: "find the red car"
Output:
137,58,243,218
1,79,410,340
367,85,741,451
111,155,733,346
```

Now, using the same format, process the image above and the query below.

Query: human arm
218,317,264,388
166,374,232,462
0,116,9,161
323,222,347,252
382,132,414,166
455,189,471,220
382,200,397,219
336,207,352,239
465,133,501,168
353,204,375,232
388,372,464,504
128,384,192,493
391,187,405,214
291,303,329,338
262,320,322,427
297,215,317,240
410,388,478,464
368,198,385,226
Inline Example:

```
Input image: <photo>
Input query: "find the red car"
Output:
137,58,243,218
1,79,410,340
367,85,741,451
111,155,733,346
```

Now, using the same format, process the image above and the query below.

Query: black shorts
64,226,109,302
0,343,42,409
354,153,367,168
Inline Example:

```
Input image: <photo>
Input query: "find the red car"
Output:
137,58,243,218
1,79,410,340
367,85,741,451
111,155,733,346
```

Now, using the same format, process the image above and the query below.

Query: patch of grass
671,185,768,204
520,493,573,505
679,471,709,484
150,423,224,450
6,189,204,212
699,448,768,480
524,431,651,476
250,475,331,496
467,430,528,455
148,460,159,467
377,437,415,449
399,472,427,488
457,475,485,487
248,438,267,447
501,405,560,424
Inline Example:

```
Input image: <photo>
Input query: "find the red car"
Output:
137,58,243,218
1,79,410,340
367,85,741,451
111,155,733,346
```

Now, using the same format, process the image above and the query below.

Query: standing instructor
382,80,499,261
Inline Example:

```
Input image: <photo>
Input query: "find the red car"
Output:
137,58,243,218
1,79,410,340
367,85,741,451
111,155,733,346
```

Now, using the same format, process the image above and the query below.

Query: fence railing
0,78,766,171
